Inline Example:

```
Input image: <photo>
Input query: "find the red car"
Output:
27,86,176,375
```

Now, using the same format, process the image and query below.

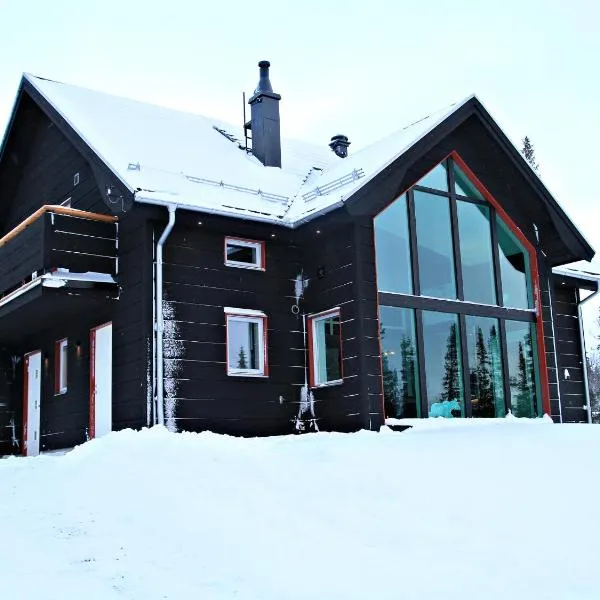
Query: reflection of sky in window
228,320,258,369
374,194,412,294
414,191,456,299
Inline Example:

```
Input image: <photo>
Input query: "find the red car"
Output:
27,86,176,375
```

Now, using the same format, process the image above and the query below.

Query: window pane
315,315,342,383
422,311,464,417
497,216,531,309
227,243,257,264
415,162,449,192
374,194,412,294
228,320,259,370
505,320,539,417
465,316,505,417
457,201,496,305
379,306,420,418
60,343,68,390
453,162,484,200
414,191,457,299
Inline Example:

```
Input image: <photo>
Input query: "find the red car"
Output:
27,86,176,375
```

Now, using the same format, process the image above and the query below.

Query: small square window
54,338,68,394
308,309,343,387
224,237,265,270
225,308,268,377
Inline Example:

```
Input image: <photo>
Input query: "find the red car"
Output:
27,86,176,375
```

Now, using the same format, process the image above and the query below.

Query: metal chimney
248,61,282,168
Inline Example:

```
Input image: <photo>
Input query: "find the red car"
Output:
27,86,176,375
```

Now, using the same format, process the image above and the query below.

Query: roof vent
247,61,282,168
329,135,350,158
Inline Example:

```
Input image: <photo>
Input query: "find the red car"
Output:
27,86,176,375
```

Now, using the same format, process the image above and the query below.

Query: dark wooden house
0,61,597,456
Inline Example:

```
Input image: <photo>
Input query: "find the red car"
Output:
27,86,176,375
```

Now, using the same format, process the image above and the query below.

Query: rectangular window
465,316,505,418
224,237,265,270
54,338,68,394
421,311,464,417
379,306,420,418
225,308,267,377
309,309,343,387
414,190,457,300
505,320,540,417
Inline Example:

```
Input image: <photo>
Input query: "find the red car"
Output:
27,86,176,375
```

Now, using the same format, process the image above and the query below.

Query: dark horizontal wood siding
539,261,562,421
111,211,153,431
551,283,588,422
161,219,304,435
295,218,382,432
0,99,107,237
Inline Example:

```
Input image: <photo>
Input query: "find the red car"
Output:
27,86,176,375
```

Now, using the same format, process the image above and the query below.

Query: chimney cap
250,59,280,101
329,134,350,158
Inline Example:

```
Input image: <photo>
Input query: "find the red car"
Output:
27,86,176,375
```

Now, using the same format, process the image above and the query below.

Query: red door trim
89,322,112,439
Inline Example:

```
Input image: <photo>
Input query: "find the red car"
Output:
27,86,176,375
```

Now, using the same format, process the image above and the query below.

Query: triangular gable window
453,162,484,200
415,161,449,192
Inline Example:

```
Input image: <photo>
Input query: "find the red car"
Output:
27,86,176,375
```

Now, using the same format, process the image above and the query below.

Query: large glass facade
465,316,505,418
375,156,542,420
379,306,420,418
374,194,412,294
422,311,464,418
414,191,456,299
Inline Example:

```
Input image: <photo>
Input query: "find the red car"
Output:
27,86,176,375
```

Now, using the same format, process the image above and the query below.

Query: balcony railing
0,205,118,296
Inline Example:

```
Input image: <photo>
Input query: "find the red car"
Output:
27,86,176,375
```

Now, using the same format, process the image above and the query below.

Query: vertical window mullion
448,160,464,301
415,309,428,418
490,206,504,307
407,189,420,295
458,313,472,417
499,319,511,415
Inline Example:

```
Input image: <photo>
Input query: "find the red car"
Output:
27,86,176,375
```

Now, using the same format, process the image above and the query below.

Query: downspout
155,204,177,426
577,282,600,424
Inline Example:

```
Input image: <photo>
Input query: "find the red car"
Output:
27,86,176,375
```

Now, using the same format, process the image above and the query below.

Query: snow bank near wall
1,423,600,599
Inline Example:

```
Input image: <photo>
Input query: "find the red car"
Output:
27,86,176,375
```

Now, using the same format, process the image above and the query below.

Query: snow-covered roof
24,74,471,227
553,261,600,285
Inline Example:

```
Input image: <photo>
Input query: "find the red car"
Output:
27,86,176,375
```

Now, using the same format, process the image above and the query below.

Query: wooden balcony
0,205,118,296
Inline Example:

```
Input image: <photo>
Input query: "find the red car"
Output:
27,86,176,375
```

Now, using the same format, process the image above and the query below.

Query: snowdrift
1,421,599,599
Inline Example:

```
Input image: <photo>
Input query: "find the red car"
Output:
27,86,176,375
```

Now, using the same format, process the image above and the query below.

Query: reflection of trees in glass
489,326,505,417
471,327,493,417
237,346,248,369
515,340,534,417
381,326,417,418
441,322,462,404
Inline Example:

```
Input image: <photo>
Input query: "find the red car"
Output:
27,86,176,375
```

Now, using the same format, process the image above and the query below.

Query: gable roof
21,74,473,224
0,73,593,263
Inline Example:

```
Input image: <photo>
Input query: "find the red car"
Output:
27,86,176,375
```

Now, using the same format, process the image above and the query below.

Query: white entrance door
24,350,42,456
90,323,112,438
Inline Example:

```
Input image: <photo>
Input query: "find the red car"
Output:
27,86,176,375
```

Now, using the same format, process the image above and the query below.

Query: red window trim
372,151,551,417
54,338,68,395
224,236,266,271
224,309,269,377
307,307,344,389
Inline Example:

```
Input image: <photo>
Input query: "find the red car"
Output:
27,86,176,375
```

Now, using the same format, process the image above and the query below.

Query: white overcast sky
1,0,598,240
1,0,599,343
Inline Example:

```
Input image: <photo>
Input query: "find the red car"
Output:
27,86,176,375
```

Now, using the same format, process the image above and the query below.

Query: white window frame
224,237,265,271
309,308,343,388
55,338,68,394
224,307,268,377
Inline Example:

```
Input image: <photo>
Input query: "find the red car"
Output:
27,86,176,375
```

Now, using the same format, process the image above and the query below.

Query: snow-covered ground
1,421,600,599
